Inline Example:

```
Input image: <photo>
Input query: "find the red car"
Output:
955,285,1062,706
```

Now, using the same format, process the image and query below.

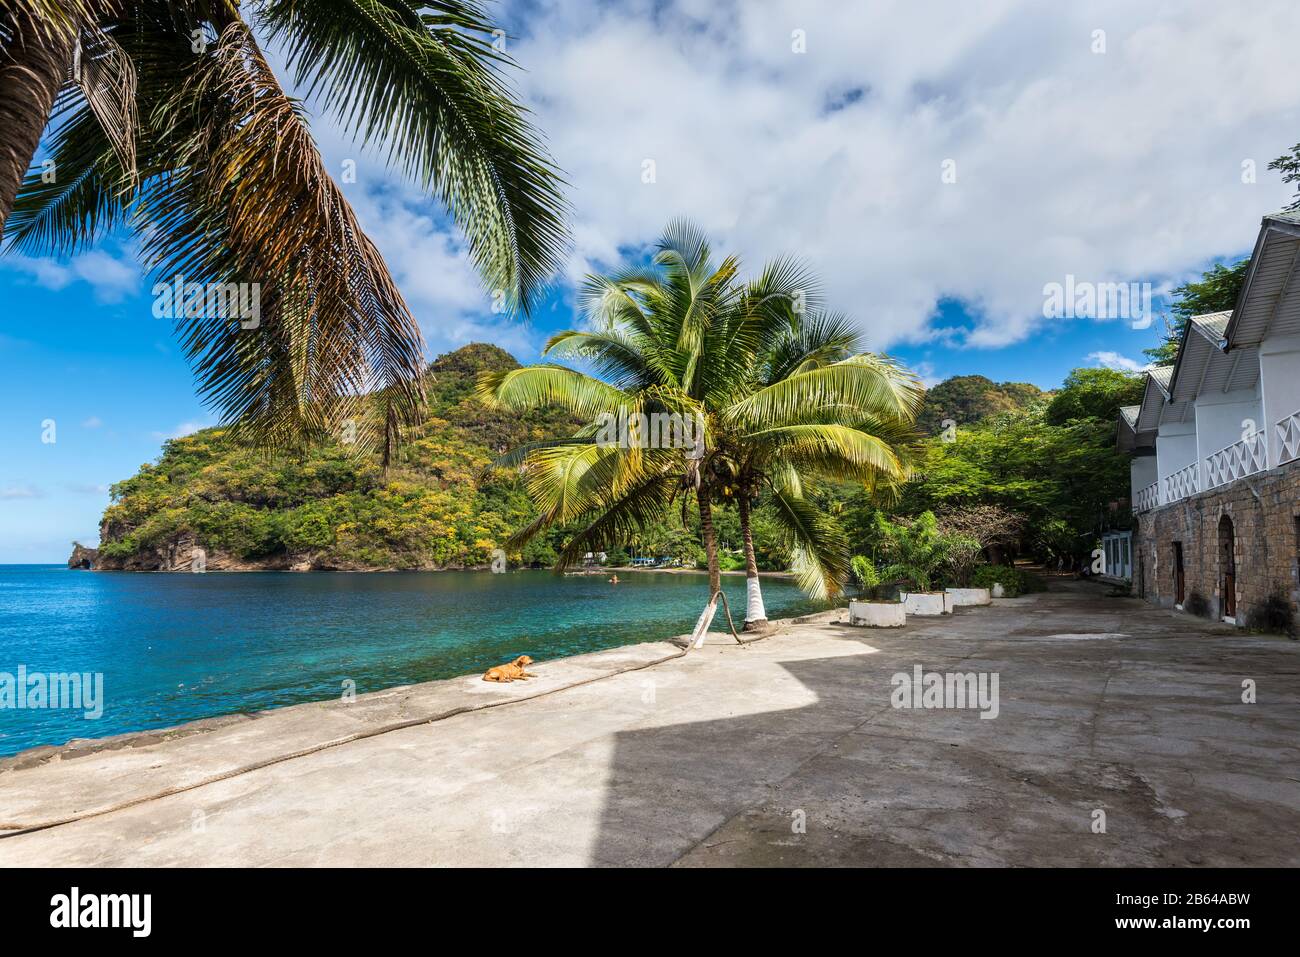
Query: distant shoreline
57,560,793,578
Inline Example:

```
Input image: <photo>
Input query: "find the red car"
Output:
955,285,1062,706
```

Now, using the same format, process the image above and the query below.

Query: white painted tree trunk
690,597,718,648
745,576,767,625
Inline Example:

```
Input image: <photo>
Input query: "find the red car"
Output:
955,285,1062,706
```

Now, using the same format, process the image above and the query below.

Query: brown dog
482,655,536,682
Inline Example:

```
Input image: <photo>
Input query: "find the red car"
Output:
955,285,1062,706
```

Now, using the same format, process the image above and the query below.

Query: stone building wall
1133,460,1300,627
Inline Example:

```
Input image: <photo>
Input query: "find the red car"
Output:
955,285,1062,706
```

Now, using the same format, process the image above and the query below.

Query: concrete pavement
1,580,1296,866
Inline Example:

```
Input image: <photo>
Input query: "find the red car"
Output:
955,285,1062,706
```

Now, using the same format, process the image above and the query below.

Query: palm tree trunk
738,495,768,630
0,10,75,237
689,488,722,647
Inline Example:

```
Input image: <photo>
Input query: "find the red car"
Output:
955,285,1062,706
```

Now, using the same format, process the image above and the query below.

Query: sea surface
0,565,830,757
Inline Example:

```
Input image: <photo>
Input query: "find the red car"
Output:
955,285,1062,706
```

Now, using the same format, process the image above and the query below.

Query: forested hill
90,344,579,571
916,375,1049,435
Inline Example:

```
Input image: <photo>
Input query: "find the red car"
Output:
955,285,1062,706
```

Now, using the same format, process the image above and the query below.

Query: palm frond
476,363,631,421
254,0,568,314
138,19,425,448
768,486,850,599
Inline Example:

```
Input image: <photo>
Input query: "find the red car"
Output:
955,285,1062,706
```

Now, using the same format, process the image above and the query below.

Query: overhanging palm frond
542,329,651,389
554,474,679,570
477,363,632,421
139,19,425,448
744,423,906,482
724,353,924,429
768,486,850,600
254,0,568,314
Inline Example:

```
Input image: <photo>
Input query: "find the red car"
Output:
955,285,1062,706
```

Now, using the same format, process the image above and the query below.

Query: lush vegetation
97,345,581,570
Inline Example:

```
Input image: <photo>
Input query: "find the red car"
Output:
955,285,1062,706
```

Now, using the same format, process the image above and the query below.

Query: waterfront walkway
2,580,1296,866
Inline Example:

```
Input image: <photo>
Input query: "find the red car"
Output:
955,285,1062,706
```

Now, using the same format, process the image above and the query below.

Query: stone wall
1133,460,1300,627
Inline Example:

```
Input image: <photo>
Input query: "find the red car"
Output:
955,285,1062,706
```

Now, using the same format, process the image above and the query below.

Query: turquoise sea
0,565,829,757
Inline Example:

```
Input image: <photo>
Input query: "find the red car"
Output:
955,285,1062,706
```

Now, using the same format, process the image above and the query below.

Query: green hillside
916,375,1048,435
94,344,578,571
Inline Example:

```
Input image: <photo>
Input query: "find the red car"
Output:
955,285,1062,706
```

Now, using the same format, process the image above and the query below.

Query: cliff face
67,543,98,569
93,344,580,571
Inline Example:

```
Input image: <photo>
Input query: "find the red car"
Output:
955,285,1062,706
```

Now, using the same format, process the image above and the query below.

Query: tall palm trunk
689,488,722,647
738,494,768,630
0,10,75,237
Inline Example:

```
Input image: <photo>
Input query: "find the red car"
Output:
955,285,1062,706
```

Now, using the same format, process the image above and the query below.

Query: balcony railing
1204,430,1267,489
1134,481,1160,513
1163,462,1199,504
1278,409,1300,466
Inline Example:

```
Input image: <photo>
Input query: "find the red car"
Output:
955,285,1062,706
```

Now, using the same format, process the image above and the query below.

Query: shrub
1185,591,1209,617
850,555,880,588
970,564,1045,597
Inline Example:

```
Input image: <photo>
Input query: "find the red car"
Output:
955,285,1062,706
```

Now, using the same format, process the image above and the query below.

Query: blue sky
2,0,1298,562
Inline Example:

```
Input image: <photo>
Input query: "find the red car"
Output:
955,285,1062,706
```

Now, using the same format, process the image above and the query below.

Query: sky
4,0,1300,562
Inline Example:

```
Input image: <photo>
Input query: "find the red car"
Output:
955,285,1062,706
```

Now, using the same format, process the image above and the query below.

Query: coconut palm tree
719,311,922,628
0,0,567,445
477,220,922,636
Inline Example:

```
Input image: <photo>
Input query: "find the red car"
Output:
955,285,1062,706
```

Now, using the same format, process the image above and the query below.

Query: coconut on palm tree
477,220,923,636
0,0,567,445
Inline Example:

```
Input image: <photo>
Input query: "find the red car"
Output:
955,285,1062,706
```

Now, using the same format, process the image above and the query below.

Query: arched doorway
1218,515,1236,622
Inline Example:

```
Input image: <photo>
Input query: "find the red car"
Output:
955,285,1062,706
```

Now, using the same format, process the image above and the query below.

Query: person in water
609,575,620,584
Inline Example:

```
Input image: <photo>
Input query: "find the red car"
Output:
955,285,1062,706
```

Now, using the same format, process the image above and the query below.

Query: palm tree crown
478,220,923,612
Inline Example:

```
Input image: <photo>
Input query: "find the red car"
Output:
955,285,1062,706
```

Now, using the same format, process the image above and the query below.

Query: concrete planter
991,583,1006,598
848,600,906,627
901,591,954,616
946,587,992,607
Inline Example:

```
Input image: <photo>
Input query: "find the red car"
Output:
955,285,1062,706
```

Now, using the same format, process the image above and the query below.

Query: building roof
1119,211,1293,453
1168,311,1258,403
1117,404,1155,451
1223,212,1300,348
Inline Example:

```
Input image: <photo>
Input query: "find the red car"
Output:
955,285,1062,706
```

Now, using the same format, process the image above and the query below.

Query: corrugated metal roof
1190,310,1231,341
1119,405,1139,428
1148,365,1172,393
1224,213,1300,348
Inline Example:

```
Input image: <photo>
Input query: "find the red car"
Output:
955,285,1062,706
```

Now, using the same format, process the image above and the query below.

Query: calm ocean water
0,565,829,757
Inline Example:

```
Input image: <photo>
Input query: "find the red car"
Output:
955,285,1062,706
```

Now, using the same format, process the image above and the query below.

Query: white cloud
0,485,42,500
81,416,103,429
67,483,110,495
490,0,1300,350
1088,350,1151,373
3,249,138,303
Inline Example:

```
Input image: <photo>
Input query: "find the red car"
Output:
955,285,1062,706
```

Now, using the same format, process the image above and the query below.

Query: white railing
1163,462,1199,503
1134,481,1160,513
1278,409,1300,466
1204,430,1267,489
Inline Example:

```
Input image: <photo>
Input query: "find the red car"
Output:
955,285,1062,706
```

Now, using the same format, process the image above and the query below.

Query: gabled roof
1223,212,1300,348
1168,310,1258,403
1117,404,1155,452
1120,212,1290,453
1135,366,1177,432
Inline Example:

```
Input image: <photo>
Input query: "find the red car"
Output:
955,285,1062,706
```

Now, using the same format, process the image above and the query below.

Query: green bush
970,564,1045,597
850,555,880,588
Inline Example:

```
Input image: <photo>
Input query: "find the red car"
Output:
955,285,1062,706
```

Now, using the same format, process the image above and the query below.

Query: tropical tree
0,0,567,445
477,220,922,637
718,310,922,628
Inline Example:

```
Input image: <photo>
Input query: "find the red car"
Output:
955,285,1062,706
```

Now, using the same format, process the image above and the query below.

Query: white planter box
946,587,992,607
901,591,953,616
991,583,1006,598
848,600,906,627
